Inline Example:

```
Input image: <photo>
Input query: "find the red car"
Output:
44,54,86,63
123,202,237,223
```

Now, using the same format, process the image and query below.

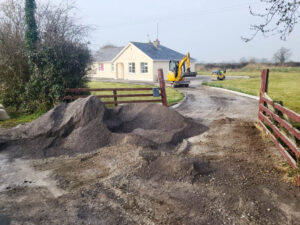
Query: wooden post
113,90,118,106
260,69,269,97
259,69,269,117
158,69,167,106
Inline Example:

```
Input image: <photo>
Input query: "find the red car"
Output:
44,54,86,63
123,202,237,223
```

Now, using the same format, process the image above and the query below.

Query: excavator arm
176,53,196,81
177,53,188,81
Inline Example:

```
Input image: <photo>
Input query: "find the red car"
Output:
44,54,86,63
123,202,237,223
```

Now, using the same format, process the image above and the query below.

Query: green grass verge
0,111,44,128
202,71,300,114
198,65,300,76
0,81,184,128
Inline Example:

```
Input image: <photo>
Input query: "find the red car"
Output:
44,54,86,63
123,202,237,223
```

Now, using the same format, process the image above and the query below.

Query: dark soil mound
105,103,205,144
0,96,207,159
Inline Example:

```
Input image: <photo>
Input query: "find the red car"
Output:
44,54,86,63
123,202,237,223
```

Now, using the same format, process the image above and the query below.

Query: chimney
153,39,160,48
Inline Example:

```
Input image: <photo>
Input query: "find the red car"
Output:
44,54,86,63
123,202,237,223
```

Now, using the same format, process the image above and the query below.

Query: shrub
25,42,90,111
0,0,91,113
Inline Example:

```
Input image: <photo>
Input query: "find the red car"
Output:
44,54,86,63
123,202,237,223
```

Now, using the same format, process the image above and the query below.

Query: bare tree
35,1,90,45
0,0,29,109
273,47,292,64
243,0,300,42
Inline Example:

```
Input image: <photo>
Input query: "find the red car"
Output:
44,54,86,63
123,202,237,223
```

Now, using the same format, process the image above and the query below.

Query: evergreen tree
25,0,38,53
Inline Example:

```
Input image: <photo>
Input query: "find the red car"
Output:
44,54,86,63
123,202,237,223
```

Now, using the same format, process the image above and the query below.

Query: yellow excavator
167,53,197,87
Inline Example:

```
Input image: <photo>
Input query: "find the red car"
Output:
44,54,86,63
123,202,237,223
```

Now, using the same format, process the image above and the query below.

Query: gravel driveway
1,77,300,225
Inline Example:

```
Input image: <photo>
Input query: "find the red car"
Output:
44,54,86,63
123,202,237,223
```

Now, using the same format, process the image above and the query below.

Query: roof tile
94,47,123,62
131,42,195,61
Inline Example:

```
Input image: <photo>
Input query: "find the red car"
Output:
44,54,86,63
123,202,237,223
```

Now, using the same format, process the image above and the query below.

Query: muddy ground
1,81,300,225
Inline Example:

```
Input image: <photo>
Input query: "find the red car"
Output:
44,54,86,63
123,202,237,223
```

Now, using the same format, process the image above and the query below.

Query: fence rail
64,69,168,107
258,69,300,168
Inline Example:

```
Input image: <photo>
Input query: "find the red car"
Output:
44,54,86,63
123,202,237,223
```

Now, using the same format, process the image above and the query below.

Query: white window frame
111,63,114,72
140,62,148,73
128,62,135,73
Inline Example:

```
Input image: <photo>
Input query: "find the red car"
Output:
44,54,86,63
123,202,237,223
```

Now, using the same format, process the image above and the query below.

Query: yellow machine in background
167,53,197,87
211,69,226,80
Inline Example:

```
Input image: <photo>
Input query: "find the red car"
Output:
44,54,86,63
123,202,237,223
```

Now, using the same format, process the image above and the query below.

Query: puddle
0,153,65,198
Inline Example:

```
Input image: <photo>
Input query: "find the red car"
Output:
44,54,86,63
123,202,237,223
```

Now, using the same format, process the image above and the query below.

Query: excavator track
172,80,190,88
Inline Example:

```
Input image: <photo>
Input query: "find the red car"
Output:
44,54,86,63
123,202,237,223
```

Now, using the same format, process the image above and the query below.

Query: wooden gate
64,69,168,107
258,69,300,168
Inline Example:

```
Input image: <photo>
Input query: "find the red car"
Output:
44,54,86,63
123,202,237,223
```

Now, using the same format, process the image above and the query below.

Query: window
140,62,148,73
111,63,114,72
129,62,135,73
169,60,176,71
99,63,104,72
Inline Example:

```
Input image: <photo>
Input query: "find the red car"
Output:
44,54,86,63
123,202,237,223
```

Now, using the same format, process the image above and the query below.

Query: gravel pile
0,96,206,158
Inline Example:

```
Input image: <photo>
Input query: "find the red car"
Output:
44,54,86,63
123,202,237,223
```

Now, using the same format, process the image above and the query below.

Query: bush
0,0,91,113
25,42,91,112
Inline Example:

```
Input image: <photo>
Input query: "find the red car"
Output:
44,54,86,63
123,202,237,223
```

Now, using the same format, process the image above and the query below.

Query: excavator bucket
183,71,197,77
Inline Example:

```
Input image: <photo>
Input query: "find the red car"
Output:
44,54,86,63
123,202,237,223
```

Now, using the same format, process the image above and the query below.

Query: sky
29,0,300,62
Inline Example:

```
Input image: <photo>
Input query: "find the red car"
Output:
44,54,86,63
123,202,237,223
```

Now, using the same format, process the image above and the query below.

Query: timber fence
64,69,167,107
258,69,300,168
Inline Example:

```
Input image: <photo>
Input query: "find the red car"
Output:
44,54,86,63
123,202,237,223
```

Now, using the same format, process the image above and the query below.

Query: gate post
259,69,269,117
158,69,167,106
113,90,118,106
260,69,269,97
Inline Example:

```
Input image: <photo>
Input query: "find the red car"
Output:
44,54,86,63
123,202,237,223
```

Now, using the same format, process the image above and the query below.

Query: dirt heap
105,103,204,144
0,96,206,158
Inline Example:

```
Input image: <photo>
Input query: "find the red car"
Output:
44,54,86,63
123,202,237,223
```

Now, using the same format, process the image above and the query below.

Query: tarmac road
174,77,258,126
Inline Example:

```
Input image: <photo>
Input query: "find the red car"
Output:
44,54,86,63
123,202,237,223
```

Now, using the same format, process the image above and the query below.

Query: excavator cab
169,60,184,78
169,60,177,75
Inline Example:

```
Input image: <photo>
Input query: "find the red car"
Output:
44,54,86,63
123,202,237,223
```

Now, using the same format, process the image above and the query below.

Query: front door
117,63,124,79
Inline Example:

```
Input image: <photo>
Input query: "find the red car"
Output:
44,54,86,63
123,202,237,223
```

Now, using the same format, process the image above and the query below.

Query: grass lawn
0,111,44,128
0,81,184,128
202,71,300,114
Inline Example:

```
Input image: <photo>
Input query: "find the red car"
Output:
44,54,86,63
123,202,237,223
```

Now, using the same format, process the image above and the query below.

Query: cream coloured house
90,40,196,82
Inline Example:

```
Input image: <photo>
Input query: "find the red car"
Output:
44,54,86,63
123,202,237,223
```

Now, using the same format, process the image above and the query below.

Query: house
90,40,196,82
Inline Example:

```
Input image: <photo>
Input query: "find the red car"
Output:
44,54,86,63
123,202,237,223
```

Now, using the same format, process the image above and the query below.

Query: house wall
190,62,195,72
91,62,116,79
113,44,154,82
153,61,170,81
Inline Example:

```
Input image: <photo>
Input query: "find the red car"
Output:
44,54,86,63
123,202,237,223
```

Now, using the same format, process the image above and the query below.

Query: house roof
93,46,123,62
131,42,196,61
